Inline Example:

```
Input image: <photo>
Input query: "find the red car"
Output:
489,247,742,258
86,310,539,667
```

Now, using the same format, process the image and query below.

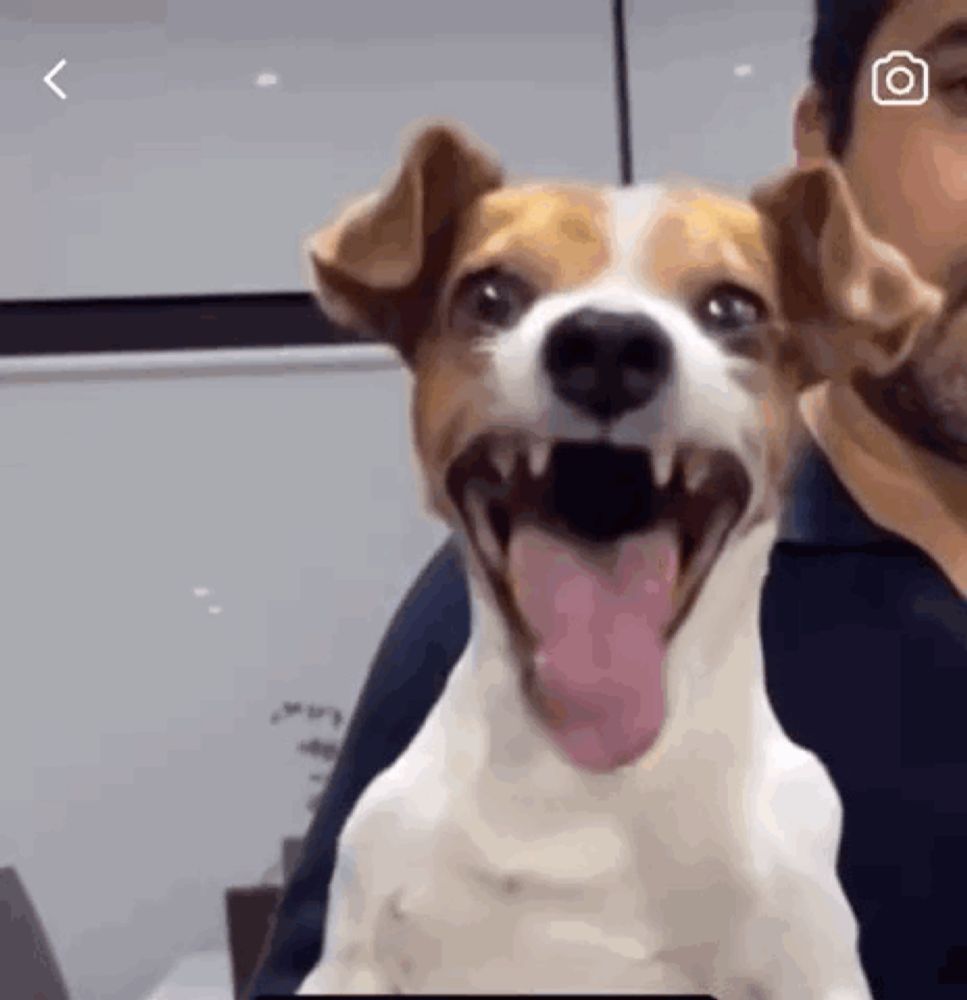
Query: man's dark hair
810,0,894,156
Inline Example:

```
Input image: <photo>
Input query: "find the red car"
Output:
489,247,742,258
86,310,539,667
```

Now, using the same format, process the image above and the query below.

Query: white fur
297,186,872,999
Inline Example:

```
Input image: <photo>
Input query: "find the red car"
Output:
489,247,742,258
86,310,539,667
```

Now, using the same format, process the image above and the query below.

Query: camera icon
872,50,929,106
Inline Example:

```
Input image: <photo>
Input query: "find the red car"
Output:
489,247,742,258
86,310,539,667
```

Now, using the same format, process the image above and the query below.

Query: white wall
2,0,619,301
627,0,811,190
0,346,444,1000
1,0,811,303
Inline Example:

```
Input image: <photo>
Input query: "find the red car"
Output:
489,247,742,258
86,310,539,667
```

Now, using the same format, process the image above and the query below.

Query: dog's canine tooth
528,440,551,479
491,440,515,480
467,492,502,566
651,444,674,488
684,452,711,493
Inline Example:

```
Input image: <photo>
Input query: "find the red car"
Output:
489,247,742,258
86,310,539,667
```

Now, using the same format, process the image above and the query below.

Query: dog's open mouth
445,437,751,772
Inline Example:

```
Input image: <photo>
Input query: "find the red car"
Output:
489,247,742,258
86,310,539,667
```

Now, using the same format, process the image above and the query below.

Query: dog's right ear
307,120,504,363
752,161,943,387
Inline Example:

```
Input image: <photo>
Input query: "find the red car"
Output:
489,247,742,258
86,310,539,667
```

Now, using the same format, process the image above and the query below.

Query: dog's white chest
370,805,711,994
336,724,855,999
346,696,755,995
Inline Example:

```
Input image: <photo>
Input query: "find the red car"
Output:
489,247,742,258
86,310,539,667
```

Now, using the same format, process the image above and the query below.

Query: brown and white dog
296,121,942,999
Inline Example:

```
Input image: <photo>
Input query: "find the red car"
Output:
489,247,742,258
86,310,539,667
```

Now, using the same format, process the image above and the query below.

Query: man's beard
856,268,967,465
857,281,967,465
906,317,967,449
910,265,967,450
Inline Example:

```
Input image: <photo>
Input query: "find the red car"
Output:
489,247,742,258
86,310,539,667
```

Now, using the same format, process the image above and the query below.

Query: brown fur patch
723,357,806,528
751,161,943,382
309,121,505,360
411,338,495,520
445,185,613,297
643,190,776,305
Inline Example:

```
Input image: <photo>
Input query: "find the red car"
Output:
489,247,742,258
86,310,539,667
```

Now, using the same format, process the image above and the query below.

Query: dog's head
308,121,942,773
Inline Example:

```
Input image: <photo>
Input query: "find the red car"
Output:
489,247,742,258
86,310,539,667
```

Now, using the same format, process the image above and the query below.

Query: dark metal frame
0,291,353,357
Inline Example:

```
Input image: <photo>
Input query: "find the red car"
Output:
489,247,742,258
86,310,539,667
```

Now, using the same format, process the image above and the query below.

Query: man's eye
459,269,533,330
695,283,768,332
938,75,967,112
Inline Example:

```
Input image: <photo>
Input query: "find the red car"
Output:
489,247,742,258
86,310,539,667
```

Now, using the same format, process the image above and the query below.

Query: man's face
842,0,967,291
826,0,967,448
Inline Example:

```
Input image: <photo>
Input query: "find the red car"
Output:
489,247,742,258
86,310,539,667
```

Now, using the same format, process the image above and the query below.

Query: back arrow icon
44,59,68,100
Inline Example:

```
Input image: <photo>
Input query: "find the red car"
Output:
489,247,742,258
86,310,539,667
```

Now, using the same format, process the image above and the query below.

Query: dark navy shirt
764,448,967,997
248,445,967,999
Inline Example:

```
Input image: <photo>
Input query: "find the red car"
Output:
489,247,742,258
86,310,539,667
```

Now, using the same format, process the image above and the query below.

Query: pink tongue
509,524,679,772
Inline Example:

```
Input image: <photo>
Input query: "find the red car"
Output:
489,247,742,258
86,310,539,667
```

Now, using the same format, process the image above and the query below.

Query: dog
295,121,942,998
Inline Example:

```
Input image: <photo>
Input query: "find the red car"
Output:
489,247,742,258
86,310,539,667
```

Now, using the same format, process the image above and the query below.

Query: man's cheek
883,136,967,284
922,123,967,194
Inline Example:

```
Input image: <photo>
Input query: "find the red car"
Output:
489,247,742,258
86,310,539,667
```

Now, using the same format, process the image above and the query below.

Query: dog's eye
458,268,533,330
696,284,768,332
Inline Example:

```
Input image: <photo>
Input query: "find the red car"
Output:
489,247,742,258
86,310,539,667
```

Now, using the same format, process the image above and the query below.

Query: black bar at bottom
260,994,719,999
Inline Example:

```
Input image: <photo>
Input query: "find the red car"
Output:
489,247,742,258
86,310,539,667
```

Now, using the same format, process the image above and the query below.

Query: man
249,1,967,996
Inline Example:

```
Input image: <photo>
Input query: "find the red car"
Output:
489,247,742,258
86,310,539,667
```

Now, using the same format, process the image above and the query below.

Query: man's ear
751,160,943,386
306,119,504,362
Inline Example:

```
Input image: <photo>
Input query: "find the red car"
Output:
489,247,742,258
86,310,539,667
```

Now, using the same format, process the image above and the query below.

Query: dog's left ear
307,120,504,363
752,160,943,387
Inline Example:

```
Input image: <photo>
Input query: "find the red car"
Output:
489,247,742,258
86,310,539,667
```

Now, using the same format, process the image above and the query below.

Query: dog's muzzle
543,308,673,422
445,436,752,774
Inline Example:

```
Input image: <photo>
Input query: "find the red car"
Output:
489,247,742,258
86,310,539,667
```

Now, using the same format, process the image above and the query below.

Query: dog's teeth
491,441,515,480
684,452,710,493
651,445,674,488
467,493,502,566
528,440,551,479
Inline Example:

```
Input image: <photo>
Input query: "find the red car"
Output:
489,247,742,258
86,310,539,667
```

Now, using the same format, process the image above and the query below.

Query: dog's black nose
543,309,673,421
